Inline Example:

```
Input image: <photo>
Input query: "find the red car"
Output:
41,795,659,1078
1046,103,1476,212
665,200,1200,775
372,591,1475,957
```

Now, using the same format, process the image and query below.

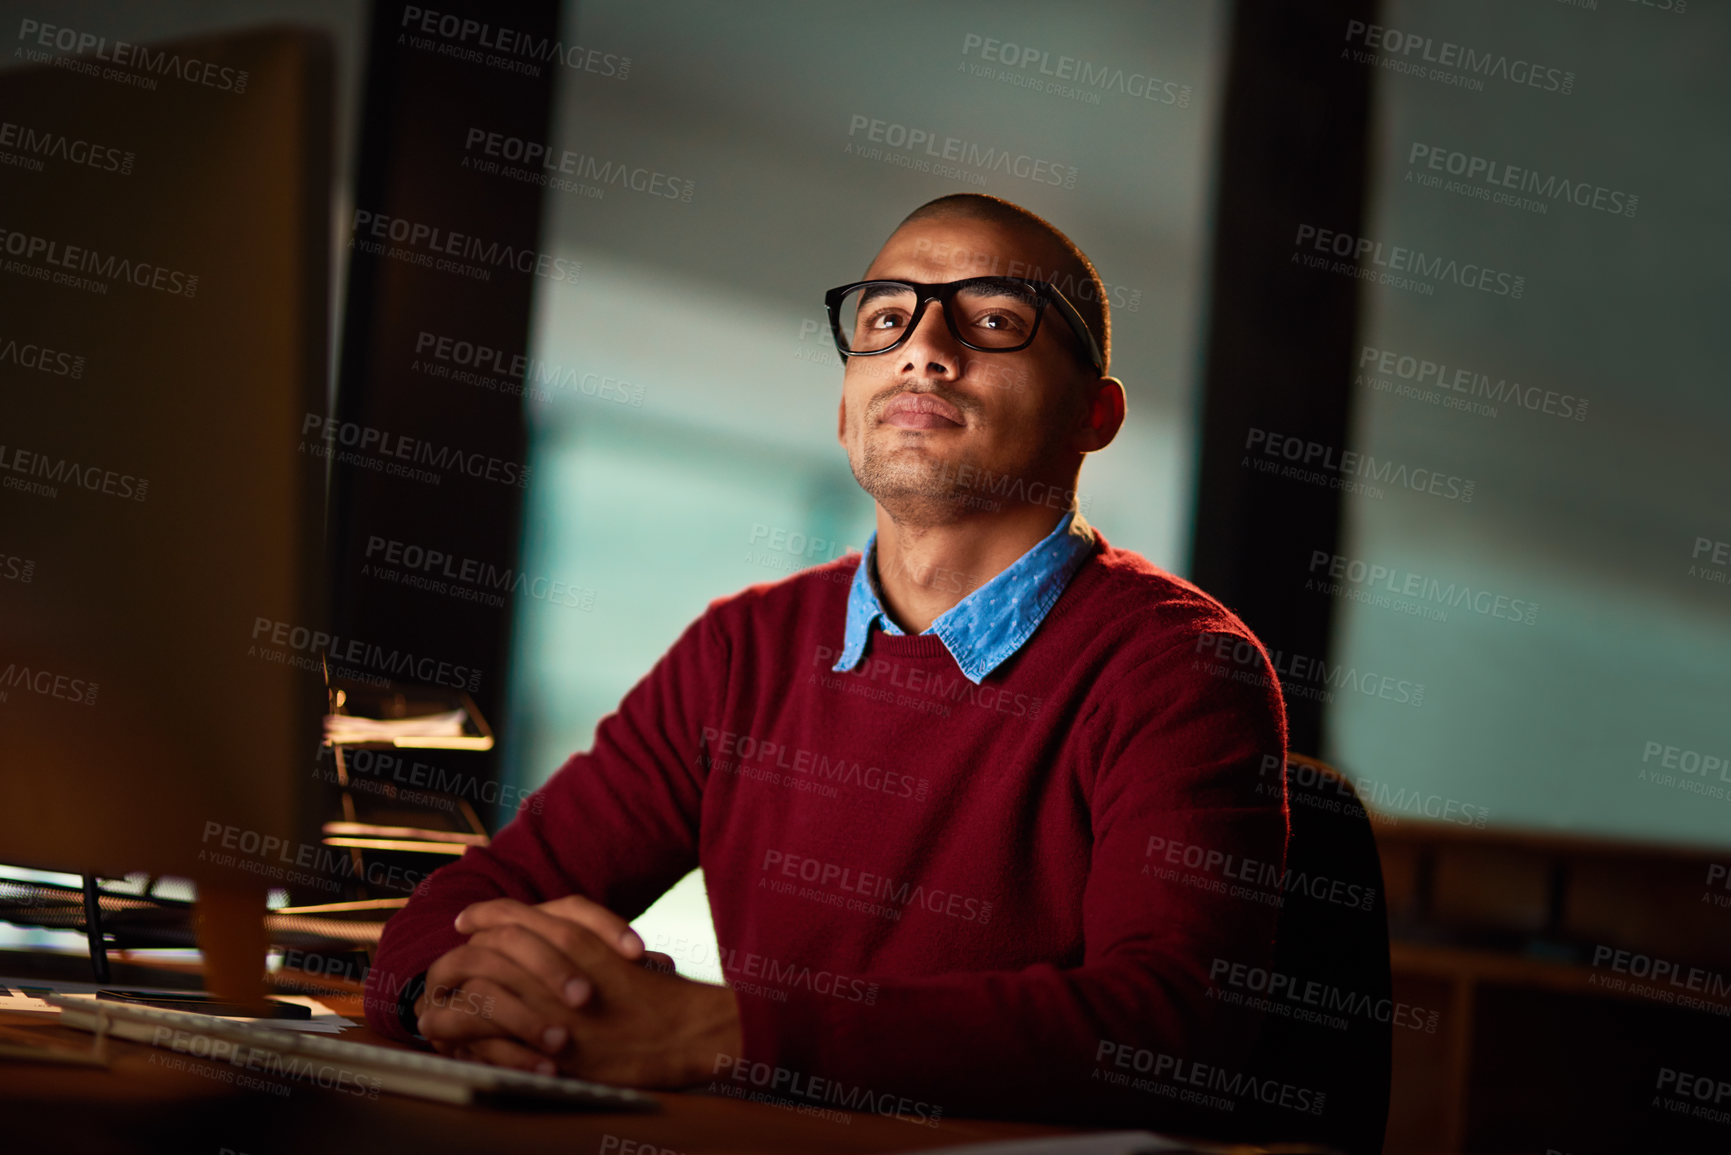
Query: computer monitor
0,27,334,997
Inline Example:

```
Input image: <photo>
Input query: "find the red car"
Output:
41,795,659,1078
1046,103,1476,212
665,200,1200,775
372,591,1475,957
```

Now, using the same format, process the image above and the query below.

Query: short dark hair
898,193,1110,373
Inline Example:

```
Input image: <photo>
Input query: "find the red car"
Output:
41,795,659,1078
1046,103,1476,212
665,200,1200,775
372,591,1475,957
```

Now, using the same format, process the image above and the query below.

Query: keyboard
47,995,658,1110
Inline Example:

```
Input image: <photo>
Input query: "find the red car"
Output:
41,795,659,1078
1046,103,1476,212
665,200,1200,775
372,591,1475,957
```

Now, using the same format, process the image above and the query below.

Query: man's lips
879,393,965,429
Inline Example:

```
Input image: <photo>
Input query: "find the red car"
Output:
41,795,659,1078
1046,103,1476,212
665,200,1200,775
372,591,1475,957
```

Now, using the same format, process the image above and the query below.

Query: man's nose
899,299,961,375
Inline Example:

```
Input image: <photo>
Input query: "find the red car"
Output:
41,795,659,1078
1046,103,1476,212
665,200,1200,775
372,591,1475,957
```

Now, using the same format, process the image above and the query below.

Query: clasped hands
412,894,740,1088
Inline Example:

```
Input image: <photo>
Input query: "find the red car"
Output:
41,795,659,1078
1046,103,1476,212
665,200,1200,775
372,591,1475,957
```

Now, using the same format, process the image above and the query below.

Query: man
365,193,1288,1127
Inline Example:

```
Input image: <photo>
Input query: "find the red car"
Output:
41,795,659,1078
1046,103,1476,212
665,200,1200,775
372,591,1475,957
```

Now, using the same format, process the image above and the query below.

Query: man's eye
867,310,907,330
976,311,1022,331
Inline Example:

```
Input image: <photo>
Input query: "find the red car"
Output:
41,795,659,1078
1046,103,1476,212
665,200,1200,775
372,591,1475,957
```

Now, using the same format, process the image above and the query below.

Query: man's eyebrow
857,282,912,305
959,276,1040,300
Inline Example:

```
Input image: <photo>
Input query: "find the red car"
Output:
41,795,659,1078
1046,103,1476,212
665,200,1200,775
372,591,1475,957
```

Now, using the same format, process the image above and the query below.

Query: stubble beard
851,436,980,527
850,428,1072,528
844,374,1074,527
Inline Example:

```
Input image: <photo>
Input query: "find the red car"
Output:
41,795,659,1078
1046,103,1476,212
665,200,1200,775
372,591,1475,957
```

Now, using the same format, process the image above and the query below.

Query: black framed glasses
823,276,1104,373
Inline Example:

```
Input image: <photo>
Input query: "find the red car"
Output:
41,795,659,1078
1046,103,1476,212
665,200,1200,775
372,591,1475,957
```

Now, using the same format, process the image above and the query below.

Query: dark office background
3,0,1728,1150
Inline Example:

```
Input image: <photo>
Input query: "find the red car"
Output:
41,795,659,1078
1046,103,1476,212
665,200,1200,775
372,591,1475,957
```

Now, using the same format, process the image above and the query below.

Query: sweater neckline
860,631,952,659
846,539,1111,664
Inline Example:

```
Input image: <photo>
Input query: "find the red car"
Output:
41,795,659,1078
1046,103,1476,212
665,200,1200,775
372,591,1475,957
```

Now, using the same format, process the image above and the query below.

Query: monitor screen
0,28,333,884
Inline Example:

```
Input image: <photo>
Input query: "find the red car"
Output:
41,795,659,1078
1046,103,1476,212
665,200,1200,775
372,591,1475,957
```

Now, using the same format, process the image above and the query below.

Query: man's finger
463,1035,560,1075
538,894,646,959
456,894,644,959
422,942,579,1026
465,923,604,1009
416,977,569,1057
455,901,624,981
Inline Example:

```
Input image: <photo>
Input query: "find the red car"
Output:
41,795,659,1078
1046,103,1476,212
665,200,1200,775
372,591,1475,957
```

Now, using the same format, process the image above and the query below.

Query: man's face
836,216,1101,525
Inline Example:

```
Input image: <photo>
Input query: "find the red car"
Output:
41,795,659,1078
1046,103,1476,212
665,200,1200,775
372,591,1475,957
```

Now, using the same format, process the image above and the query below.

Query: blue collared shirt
832,510,1097,685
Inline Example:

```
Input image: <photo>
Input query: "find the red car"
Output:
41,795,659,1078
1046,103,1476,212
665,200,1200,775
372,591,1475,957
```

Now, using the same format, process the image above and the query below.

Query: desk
0,995,1076,1155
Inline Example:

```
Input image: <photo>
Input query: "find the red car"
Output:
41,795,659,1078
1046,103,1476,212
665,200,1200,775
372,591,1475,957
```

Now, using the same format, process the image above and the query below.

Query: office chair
1243,753,1393,1155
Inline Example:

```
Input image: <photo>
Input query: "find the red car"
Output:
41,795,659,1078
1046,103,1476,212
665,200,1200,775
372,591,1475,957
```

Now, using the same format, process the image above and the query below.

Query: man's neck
871,503,1071,634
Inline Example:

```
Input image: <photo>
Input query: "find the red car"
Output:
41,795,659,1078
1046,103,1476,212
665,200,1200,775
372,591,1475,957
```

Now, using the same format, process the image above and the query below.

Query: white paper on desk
324,709,467,742
0,985,55,1014
0,979,187,1016
0,980,352,1032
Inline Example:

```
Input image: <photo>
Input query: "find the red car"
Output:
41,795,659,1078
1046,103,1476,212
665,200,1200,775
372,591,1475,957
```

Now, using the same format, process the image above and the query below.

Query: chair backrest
1241,753,1393,1155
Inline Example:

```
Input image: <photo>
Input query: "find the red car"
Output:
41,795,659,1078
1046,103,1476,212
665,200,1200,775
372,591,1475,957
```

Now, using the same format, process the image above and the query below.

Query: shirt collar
833,510,1095,684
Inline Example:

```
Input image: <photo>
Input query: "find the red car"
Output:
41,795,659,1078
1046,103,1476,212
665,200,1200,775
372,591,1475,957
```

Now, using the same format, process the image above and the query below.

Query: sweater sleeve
728,627,1289,1130
362,608,725,1042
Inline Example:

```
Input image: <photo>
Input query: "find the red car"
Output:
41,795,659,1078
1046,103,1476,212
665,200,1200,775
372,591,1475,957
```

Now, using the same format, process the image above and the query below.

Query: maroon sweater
366,533,1289,1126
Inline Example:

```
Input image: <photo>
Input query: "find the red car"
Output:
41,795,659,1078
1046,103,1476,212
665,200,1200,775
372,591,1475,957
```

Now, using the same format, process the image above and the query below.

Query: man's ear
1074,375,1126,454
836,391,848,445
